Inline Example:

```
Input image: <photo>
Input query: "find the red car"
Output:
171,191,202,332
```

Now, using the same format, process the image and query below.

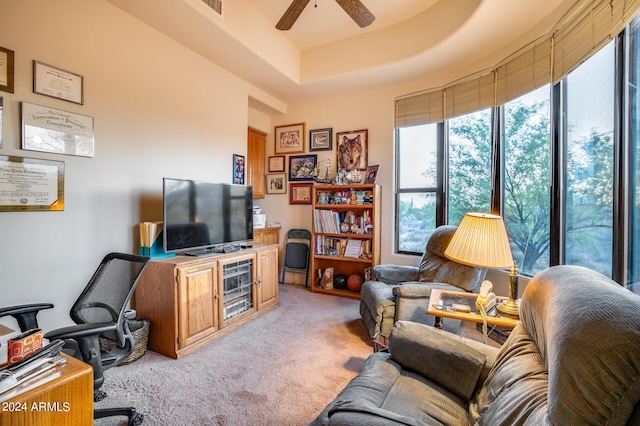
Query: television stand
134,245,280,359
222,244,241,253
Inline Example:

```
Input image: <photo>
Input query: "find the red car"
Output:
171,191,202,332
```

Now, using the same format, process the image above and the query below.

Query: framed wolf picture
336,129,368,171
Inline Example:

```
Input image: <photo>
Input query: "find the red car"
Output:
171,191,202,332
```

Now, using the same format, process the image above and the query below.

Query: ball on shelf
347,274,364,292
333,274,347,289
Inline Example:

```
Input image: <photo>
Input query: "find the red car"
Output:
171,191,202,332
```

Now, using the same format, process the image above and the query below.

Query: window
629,18,640,293
393,15,640,291
447,109,492,225
564,42,615,277
395,124,440,253
503,86,551,276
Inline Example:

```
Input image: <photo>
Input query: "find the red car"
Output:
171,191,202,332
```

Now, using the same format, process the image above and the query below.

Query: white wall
256,84,424,280
0,0,265,331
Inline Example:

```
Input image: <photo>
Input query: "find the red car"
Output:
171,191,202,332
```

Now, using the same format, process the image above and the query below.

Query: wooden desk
0,354,93,425
427,289,519,329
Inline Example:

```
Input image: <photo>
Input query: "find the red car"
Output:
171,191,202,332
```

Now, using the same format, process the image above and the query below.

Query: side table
427,289,519,344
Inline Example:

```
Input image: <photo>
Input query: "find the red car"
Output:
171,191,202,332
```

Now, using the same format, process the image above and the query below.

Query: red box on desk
7,328,43,364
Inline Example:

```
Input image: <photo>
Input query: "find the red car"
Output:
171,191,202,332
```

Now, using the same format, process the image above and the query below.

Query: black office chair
280,229,311,287
0,252,150,426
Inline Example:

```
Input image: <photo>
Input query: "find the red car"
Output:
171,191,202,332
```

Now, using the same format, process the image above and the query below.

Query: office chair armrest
45,322,117,341
0,303,54,331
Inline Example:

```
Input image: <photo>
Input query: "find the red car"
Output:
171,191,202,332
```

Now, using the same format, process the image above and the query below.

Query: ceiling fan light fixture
276,0,375,31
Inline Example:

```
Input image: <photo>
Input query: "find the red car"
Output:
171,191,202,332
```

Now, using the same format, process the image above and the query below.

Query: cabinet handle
214,290,219,300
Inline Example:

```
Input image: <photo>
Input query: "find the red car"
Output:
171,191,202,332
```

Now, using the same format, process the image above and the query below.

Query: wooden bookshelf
310,184,381,299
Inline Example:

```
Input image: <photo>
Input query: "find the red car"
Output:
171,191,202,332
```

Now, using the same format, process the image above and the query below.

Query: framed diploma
268,155,285,172
22,102,94,157
33,61,84,105
0,155,65,212
0,96,3,149
0,46,14,94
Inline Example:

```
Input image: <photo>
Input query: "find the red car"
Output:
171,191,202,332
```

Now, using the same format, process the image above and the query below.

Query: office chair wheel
94,390,107,402
129,412,144,425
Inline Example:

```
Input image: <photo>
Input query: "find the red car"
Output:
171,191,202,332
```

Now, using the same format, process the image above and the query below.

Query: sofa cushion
432,261,485,292
469,323,549,425
311,351,471,426
389,321,487,401
418,226,457,283
519,265,640,426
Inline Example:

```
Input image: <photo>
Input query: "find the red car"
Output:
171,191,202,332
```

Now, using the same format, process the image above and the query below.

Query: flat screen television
163,178,254,255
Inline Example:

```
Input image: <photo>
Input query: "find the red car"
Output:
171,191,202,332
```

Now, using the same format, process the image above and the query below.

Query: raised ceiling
106,0,579,105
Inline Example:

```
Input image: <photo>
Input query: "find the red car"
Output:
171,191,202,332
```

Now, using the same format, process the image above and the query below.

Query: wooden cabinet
247,128,266,199
253,226,280,245
134,245,279,359
310,184,381,299
177,261,219,349
256,245,279,310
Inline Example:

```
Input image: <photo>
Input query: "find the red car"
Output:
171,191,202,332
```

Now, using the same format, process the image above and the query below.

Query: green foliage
448,110,492,225
397,195,436,253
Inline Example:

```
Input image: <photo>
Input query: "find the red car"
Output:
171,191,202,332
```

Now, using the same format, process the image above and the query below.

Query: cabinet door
247,128,266,199
177,262,219,349
256,247,279,310
218,253,257,327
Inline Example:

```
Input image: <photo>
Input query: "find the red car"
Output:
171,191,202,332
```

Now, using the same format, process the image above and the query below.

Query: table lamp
444,212,519,317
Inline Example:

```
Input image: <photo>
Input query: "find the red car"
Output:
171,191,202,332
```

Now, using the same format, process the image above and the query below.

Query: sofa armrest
392,282,461,299
388,321,499,401
373,265,419,285
326,400,431,426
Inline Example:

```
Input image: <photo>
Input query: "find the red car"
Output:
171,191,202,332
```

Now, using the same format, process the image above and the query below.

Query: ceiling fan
276,0,375,30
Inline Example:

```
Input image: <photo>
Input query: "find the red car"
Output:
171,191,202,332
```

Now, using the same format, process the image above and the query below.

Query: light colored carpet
95,284,372,425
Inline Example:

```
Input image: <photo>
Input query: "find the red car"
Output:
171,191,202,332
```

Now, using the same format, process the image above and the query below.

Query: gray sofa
359,225,486,338
312,265,640,425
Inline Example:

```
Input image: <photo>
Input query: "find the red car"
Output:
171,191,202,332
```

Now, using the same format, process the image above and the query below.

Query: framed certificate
0,155,65,211
33,61,84,105
268,155,285,172
0,46,14,93
22,102,94,157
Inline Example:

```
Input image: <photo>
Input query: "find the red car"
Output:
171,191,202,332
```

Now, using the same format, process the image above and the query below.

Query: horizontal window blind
395,0,640,128
444,72,495,119
496,39,552,105
553,0,640,83
394,89,443,128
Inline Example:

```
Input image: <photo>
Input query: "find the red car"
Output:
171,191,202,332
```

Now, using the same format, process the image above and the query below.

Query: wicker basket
99,317,150,365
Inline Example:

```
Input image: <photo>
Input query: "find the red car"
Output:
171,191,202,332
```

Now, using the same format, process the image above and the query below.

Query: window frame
394,124,445,255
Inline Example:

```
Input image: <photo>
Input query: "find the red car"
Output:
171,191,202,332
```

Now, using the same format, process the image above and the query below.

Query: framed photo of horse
336,129,367,171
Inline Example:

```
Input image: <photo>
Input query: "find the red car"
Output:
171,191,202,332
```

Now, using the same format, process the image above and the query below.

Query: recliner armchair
359,225,487,338
0,252,150,426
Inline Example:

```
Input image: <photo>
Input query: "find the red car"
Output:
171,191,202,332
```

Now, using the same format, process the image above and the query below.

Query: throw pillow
388,321,486,401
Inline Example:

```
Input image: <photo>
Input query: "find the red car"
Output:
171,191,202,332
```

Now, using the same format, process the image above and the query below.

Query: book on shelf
138,221,174,259
314,208,373,235
344,239,362,258
313,209,340,234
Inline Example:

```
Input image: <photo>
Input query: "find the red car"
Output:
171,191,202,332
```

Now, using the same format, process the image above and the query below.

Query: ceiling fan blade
335,0,375,28
276,0,311,30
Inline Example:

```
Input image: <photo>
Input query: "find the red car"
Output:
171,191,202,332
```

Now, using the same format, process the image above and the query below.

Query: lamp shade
444,212,513,269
